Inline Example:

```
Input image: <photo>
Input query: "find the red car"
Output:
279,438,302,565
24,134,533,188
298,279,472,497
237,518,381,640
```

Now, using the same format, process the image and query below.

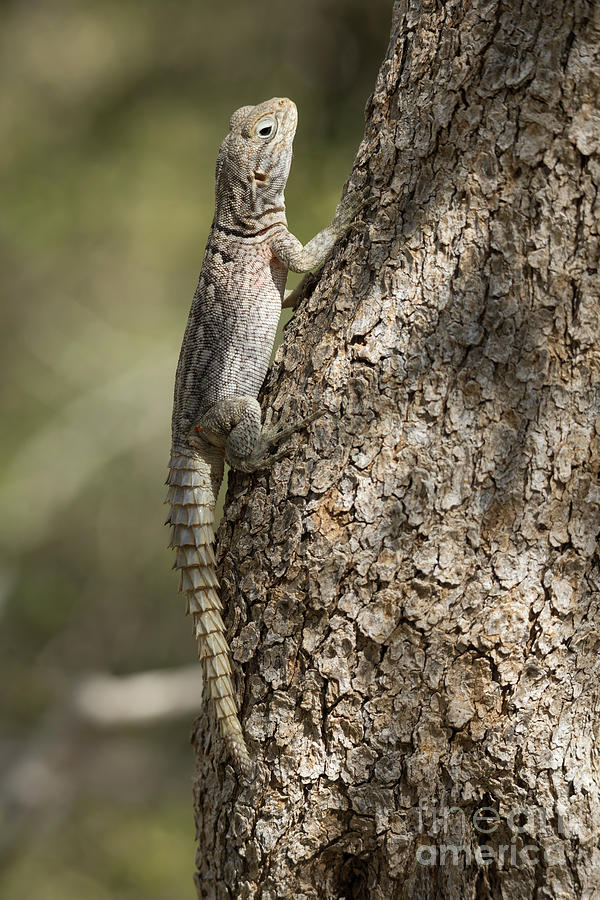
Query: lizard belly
200,239,285,406
215,296,280,401
172,235,287,439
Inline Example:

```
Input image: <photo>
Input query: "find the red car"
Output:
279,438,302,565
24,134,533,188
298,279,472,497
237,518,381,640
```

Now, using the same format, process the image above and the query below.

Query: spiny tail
166,446,252,778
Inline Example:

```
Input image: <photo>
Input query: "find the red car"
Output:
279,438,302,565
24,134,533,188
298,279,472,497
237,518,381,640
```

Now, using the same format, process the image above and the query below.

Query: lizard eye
255,116,277,139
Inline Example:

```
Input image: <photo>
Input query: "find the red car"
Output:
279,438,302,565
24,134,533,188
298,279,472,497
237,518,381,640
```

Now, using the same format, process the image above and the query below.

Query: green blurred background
0,1,390,896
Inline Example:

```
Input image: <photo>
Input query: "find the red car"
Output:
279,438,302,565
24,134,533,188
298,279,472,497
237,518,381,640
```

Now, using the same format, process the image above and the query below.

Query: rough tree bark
193,1,600,897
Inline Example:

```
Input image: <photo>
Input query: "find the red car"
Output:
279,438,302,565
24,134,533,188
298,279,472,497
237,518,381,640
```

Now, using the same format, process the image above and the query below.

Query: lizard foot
261,407,322,446
228,408,323,473
332,187,370,231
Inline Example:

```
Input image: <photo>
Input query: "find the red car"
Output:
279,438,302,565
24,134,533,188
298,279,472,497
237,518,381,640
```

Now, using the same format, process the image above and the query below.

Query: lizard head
214,98,298,232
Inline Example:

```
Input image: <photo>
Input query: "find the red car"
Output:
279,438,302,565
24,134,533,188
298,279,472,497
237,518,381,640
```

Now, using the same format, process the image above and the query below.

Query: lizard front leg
271,190,365,274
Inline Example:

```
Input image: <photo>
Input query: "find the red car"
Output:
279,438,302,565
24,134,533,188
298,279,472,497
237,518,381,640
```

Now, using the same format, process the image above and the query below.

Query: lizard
167,97,363,779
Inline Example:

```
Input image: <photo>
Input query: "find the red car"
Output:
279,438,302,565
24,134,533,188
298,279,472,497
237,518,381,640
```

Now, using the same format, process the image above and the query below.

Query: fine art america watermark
416,800,566,868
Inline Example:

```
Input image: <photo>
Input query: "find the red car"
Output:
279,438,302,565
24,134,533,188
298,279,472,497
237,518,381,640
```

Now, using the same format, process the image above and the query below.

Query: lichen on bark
193,1,600,897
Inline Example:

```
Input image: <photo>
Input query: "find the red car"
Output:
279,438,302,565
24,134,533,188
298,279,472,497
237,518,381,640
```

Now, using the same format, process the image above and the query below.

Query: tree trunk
193,1,600,897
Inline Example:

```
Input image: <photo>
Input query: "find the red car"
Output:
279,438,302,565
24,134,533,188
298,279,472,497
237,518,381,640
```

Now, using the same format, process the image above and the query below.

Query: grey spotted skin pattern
167,97,362,778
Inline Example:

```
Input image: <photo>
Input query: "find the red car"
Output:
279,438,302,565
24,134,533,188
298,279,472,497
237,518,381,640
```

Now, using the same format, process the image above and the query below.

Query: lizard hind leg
191,397,321,474
191,397,262,471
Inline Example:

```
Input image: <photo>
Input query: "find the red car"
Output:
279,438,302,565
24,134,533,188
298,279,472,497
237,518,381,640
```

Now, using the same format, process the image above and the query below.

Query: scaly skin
167,97,363,778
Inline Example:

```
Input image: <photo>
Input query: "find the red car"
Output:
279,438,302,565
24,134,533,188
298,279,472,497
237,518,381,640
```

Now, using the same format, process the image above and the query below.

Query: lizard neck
213,182,288,236
213,139,292,236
